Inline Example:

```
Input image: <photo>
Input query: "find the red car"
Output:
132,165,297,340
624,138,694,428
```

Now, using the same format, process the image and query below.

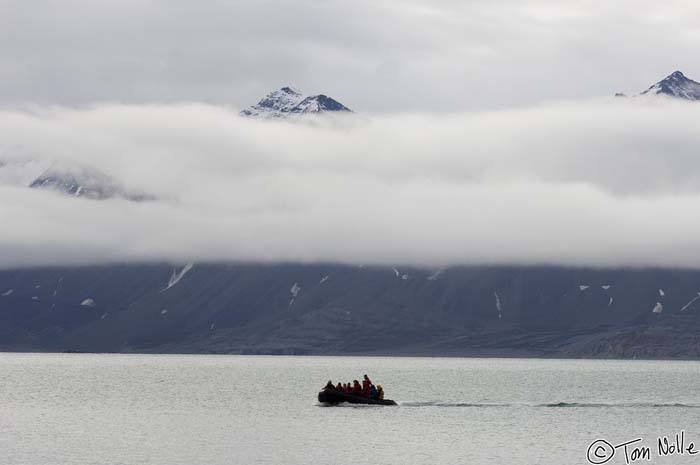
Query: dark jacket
370,385,378,399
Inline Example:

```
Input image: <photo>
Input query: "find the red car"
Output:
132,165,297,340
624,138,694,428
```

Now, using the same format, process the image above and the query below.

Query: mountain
29,164,154,201
239,86,352,119
2,263,700,358
639,71,700,100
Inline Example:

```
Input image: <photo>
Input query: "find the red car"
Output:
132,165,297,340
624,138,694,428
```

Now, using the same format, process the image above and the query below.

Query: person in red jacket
362,374,372,397
353,380,363,395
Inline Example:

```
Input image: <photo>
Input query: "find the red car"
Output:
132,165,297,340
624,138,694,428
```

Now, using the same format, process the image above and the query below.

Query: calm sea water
3,354,700,465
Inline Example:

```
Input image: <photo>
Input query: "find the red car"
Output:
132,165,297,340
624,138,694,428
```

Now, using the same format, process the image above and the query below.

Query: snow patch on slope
289,283,301,308
680,293,700,312
494,291,502,319
427,269,443,281
162,263,194,291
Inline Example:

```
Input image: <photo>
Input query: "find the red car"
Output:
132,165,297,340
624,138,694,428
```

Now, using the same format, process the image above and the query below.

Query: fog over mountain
2,1,700,357
1,97,700,269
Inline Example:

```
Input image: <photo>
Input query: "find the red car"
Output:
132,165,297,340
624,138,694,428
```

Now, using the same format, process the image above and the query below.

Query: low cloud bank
1,99,700,269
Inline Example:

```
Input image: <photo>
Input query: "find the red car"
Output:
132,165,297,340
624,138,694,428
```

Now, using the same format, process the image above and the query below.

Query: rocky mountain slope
2,263,700,358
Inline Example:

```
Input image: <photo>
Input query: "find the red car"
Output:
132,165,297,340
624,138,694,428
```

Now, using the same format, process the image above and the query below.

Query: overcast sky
1,0,700,112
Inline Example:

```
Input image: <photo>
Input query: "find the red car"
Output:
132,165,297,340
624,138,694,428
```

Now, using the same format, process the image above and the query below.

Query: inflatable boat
318,388,397,406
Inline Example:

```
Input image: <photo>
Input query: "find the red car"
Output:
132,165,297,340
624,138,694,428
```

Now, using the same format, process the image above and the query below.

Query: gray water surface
3,354,700,465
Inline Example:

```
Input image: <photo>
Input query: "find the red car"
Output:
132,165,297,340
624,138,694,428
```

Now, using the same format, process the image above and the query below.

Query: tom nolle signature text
587,431,698,464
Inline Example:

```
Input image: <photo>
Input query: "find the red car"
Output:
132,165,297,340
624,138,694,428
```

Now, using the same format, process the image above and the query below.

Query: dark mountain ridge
2,263,700,358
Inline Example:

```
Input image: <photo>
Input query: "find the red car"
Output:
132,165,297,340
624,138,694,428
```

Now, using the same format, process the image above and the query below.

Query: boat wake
541,402,700,408
398,401,700,409
400,401,510,408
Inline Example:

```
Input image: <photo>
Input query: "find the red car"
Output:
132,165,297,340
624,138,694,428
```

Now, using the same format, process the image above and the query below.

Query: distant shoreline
3,348,700,362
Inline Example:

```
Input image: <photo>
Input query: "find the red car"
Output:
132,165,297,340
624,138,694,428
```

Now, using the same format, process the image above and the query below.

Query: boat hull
318,389,397,406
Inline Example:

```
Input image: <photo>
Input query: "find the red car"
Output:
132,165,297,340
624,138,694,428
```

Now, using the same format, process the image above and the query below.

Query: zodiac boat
318,388,397,406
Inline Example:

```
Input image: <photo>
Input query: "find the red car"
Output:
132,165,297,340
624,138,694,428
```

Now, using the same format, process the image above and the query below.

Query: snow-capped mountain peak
240,87,352,119
30,164,121,199
289,94,351,114
640,70,700,100
29,162,154,201
252,86,305,114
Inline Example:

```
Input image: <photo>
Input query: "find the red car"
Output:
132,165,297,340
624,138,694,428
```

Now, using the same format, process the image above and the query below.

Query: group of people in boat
324,374,384,400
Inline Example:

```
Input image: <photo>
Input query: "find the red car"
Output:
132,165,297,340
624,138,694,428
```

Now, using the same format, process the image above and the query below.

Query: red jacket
362,378,372,396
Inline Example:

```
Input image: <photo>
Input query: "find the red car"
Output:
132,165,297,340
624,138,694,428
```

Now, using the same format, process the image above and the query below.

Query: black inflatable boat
318,388,397,406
